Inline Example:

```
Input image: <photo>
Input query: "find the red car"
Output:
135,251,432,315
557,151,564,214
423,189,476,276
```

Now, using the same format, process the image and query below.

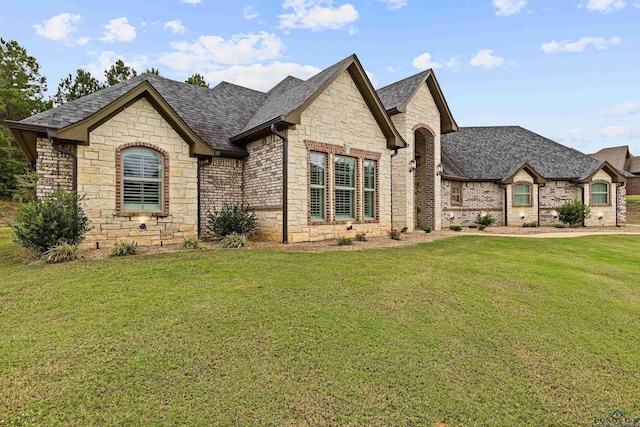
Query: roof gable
589,145,630,170
376,70,458,134
578,161,627,182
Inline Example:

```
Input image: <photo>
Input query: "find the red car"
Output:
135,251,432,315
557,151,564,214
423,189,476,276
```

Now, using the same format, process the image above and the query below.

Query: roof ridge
377,69,430,92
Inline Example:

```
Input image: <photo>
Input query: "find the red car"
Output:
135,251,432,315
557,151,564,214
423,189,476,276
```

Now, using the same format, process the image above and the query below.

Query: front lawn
1,229,639,426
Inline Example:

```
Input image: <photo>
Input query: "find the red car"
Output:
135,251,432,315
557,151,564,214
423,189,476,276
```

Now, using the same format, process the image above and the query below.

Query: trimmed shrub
475,213,496,227
181,237,204,250
401,226,408,233
110,240,138,257
478,225,486,231
449,225,462,231
12,189,90,254
522,222,538,228
42,242,79,264
388,229,401,240
206,203,256,238
555,200,590,226
220,232,250,248
423,227,432,233
354,233,367,242
468,224,478,229
337,237,353,246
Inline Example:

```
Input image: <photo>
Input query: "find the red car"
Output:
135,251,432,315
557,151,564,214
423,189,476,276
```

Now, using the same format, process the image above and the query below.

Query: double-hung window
591,182,609,205
335,156,356,220
309,152,326,220
513,183,531,206
363,160,376,220
451,185,462,205
122,147,164,212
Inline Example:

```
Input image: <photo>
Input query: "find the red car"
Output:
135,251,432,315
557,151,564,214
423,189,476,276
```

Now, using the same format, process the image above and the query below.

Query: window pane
310,152,325,186
592,193,607,204
122,148,163,212
514,194,530,205
364,160,375,189
335,189,354,219
310,187,324,220
592,182,607,193
335,157,355,188
452,186,461,203
124,149,161,179
514,184,530,195
364,191,374,219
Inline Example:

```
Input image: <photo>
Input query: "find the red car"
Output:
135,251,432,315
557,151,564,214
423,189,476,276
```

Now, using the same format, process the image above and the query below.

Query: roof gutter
271,123,288,244
230,116,287,143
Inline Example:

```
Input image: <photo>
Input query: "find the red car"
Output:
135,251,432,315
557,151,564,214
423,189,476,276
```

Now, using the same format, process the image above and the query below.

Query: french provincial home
5,54,629,248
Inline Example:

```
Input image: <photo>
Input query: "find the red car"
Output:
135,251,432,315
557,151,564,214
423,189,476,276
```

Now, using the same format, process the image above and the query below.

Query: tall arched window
121,147,164,212
591,182,609,205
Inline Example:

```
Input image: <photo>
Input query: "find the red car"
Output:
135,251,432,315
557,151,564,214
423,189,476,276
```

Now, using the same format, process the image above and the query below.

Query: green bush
110,240,139,257
12,189,90,254
522,222,537,228
478,225,486,231
207,203,257,237
42,242,80,264
337,236,353,246
555,200,590,226
475,213,496,227
220,232,250,248
388,229,401,240
449,225,462,231
401,226,408,233
423,227,432,233
354,233,367,242
468,224,478,229
181,236,204,250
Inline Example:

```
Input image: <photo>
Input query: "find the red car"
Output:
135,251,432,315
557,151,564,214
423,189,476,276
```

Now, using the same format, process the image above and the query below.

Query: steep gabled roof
376,69,458,134
627,156,640,174
441,126,622,181
589,145,630,170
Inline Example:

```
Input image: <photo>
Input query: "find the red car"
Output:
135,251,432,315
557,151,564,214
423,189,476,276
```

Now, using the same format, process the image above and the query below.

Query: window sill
116,212,169,217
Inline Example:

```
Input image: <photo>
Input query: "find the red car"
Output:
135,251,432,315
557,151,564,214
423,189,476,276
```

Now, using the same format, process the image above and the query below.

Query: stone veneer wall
243,134,283,241
584,169,617,227
35,138,74,198
506,170,538,226
441,179,504,226
391,82,442,231
538,181,579,225
77,98,198,248
617,184,627,226
287,70,391,242
199,157,244,238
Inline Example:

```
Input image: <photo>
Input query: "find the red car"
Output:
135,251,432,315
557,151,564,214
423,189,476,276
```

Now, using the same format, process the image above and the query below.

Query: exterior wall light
409,159,417,173
436,163,443,176
140,223,146,230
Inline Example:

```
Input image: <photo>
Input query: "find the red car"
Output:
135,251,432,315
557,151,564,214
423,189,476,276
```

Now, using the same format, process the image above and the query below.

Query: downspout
390,149,399,229
615,183,619,227
537,183,543,226
271,123,288,244
197,157,213,239
51,139,78,192
503,186,508,226
580,185,585,227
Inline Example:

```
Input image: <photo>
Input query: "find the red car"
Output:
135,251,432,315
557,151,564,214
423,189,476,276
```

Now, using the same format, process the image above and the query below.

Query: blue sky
2,0,639,154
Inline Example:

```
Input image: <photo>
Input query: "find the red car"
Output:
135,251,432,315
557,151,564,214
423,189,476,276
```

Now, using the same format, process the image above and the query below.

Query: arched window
591,182,609,205
513,183,531,206
121,147,164,212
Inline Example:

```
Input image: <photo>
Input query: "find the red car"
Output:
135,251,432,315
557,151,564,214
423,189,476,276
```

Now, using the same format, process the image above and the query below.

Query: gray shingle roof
441,126,607,180
240,56,353,133
21,74,268,154
376,70,430,111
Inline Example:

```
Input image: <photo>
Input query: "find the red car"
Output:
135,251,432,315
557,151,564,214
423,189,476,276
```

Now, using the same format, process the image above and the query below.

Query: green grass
1,229,640,426
627,195,640,224
0,199,20,229
627,195,640,202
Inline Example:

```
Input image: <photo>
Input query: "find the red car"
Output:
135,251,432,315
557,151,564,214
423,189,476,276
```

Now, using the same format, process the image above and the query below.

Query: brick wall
199,157,244,238
77,98,198,248
441,179,504,226
35,138,74,198
539,181,579,225
414,128,436,229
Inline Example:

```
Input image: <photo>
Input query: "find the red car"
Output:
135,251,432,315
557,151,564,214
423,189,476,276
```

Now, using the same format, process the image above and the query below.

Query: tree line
0,38,211,199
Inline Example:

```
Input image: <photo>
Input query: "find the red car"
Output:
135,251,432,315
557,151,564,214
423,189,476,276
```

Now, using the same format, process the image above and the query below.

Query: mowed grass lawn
1,229,640,426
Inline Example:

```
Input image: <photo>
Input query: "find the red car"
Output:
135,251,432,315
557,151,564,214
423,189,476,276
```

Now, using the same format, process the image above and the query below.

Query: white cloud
164,19,186,34
101,17,136,42
33,13,84,44
82,51,148,78
204,62,321,91
243,6,260,19
541,36,621,53
182,0,202,4
492,0,527,16
379,0,408,10
348,25,358,35
76,37,90,45
365,70,379,87
279,0,359,31
560,126,640,149
470,49,505,69
159,31,284,71
585,0,626,13
599,101,640,115
412,53,460,70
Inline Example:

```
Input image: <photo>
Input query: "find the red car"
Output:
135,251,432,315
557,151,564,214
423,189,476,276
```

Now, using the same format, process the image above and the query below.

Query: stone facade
199,157,243,238
538,181,580,225
617,184,627,226
506,169,538,226
584,169,618,227
391,82,442,231
287,70,391,242
35,138,74,198
77,98,198,248
441,179,504,226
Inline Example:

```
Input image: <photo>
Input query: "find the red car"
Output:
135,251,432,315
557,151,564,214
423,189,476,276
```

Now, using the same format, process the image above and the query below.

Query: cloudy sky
2,0,639,154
